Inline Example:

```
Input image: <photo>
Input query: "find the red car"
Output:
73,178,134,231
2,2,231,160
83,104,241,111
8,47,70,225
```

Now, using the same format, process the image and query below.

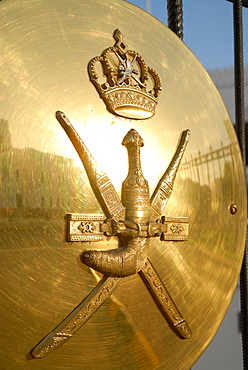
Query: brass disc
0,0,246,369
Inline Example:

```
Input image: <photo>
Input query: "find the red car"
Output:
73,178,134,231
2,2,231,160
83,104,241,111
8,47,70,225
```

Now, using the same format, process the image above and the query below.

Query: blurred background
128,0,248,122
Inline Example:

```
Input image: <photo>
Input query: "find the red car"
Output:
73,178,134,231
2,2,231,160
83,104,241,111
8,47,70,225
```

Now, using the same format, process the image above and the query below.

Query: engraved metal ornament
88,29,162,119
31,114,191,358
0,1,247,369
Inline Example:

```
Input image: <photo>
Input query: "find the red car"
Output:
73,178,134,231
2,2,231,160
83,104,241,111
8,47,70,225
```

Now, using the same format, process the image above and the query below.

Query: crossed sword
31,112,191,359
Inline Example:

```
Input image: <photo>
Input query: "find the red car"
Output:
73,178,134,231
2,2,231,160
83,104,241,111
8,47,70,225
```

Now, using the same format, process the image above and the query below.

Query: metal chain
234,1,246,164
167,0,183,40
233,1,248,368
168,1,247,369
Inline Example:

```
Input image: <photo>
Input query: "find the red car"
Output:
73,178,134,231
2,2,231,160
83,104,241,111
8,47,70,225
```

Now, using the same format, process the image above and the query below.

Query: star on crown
88,29,162,120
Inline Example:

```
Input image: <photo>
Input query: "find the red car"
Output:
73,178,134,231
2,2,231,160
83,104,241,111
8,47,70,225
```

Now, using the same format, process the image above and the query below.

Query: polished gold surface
32,275,124,359
0,0,247,369
31,118,191,358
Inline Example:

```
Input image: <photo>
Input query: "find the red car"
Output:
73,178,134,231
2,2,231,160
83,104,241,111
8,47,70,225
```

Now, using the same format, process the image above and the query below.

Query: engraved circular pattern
0,0,246,369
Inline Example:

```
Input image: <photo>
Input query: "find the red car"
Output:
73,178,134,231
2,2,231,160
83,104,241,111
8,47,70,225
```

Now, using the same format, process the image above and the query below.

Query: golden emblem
1,1,247,369
88,29,162,119
31,112,191,358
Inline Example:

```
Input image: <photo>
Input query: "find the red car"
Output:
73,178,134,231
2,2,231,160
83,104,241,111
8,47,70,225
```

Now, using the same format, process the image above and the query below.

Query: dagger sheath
82,128,151,277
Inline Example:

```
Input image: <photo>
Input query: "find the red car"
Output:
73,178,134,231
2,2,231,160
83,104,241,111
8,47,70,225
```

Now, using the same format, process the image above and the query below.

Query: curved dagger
31,113,191,359
58,112,190,329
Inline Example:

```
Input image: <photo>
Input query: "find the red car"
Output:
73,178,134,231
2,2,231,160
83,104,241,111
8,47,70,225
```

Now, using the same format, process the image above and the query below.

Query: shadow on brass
31,112,191,358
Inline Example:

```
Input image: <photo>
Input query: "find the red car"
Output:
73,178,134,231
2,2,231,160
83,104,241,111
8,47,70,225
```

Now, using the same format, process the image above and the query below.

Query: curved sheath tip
182,129,191,142
175,321,192,339
56,111,71,129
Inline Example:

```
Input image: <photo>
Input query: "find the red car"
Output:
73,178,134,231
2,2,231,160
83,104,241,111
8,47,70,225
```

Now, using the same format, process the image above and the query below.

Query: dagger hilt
121,129,150,225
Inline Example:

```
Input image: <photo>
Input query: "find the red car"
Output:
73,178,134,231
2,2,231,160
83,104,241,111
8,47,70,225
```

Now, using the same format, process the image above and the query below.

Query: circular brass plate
0,0,246,369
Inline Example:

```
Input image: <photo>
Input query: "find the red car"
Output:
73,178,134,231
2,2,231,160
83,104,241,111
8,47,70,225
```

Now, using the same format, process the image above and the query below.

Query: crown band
88,29,162,120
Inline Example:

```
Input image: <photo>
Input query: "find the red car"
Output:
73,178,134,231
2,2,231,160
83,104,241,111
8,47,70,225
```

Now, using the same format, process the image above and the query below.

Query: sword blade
56,111,125,222
31,275,123,358
139,258,192,339
150,130,190,221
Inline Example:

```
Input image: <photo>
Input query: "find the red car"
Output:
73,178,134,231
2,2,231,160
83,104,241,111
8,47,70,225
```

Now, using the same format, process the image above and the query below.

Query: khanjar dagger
31,112,191,358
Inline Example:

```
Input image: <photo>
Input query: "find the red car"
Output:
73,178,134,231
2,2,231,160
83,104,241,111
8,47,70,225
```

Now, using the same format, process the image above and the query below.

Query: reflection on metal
31,112,191,358
180,140,239,186
0,1,247,368
182,142,236,170
88,29,162,119
56,111,126,223
32,276,124,358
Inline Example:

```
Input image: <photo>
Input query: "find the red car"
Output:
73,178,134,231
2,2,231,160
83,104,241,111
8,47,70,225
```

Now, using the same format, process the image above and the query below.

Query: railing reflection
180,141,239,187
0,119,100,223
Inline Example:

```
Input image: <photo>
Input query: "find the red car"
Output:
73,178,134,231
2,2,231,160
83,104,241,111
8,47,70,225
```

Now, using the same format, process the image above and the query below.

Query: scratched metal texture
0,0,246,369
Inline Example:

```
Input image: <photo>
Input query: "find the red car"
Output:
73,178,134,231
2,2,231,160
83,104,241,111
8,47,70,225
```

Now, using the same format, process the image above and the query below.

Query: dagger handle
121,129,150,224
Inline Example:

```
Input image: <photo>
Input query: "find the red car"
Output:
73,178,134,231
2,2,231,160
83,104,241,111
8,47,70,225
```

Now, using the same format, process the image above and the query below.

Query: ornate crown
88,29,162,120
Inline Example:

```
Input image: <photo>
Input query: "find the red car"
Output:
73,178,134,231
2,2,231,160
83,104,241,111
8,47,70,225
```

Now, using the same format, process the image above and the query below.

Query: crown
88,29,162,120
